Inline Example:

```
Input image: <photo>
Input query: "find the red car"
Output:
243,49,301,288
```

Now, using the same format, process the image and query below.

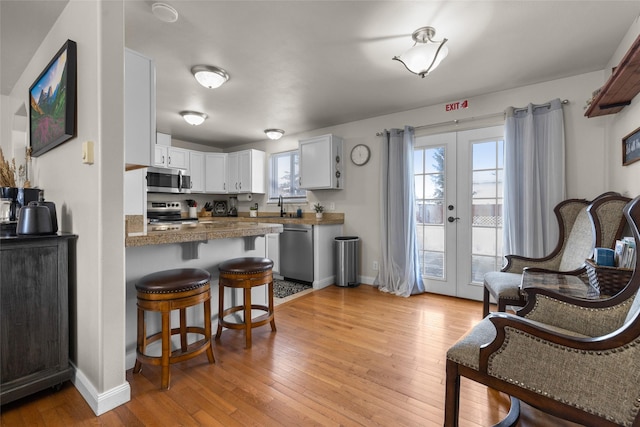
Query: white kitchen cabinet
167,147,189,170
205,153,228,193
299,134,344,190
189,151,205,192
265,233,280,274
125,49,155,169
153,145,167,167
227,152,239,193
226,149,265,194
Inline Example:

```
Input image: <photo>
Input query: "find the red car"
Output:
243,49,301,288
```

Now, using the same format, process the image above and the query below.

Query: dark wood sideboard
0,233,77,405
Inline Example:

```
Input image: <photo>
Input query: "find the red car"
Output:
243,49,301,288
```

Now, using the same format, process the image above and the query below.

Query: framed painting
623,126,640,166
29,39,77,157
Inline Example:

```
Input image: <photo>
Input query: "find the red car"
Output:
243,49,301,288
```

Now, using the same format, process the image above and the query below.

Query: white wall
4,0,128,415
605,17,640,196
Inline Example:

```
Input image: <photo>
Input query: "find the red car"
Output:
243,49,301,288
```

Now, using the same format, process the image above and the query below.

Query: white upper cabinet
226,149,265,194
189,151,205,193
205,153,228,193
153,145,167,167
166,147,189,170
299,134,344,190
124,49,155,169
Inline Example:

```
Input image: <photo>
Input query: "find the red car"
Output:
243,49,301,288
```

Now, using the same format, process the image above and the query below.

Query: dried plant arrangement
0,147,16,187
0,147,28,188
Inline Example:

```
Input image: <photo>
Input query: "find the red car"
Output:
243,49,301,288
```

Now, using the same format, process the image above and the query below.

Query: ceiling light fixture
180,111,208,126
393,26,449,78
151,3,179,23
191,65,230,89
264,129,285,140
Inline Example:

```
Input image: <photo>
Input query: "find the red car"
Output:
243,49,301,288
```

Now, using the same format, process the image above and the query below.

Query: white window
269,150,307,202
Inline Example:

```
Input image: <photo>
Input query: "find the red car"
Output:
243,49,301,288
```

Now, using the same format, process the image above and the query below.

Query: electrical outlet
373,261,379,271
329,202,335,211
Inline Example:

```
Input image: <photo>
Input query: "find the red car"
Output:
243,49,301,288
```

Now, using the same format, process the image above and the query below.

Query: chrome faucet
278,195,285,217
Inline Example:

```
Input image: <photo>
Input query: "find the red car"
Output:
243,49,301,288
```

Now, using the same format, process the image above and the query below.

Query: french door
414,126,504,300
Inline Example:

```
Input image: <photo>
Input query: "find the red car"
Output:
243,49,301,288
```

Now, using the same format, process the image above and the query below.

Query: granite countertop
201,212,344,226
125,221,283,247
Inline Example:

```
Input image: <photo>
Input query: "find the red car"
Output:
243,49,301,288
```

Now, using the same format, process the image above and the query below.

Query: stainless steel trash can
335,236,359,287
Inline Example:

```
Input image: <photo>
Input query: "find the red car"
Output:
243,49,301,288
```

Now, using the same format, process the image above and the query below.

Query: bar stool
216,257,276,348
133,268,215,389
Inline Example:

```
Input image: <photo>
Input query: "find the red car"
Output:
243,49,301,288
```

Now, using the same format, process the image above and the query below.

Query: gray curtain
375,127,425,297
503,98,566,258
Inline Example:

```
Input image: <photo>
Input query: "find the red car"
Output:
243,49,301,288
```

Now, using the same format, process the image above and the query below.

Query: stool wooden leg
268,279,277,332
215,281,224,340
179,308,187,352
244,287,252,349
133,306,144,374
161,309,171,389
204,297,215,363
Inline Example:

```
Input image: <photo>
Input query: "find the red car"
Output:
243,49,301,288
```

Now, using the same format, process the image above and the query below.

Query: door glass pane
415,147,445,279
470,139,504,283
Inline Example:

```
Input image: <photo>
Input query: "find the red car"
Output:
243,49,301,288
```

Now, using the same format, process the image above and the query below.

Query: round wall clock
350,144,371,166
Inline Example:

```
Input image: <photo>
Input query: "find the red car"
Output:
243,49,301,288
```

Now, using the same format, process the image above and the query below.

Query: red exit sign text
446,100,468,111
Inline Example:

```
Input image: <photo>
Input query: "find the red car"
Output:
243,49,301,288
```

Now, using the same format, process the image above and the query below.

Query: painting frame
623,126,640,166
29,39,77,157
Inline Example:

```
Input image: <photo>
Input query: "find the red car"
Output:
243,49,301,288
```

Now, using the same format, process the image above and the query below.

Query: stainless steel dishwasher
279,224,313,283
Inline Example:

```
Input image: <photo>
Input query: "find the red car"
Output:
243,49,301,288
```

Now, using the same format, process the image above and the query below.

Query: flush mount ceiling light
180,111,208,126
151,2,179,23
393,26,449,78
191,65,230,89
264,129,285,140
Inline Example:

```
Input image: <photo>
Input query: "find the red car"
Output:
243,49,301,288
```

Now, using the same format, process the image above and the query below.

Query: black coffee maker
0,187,42,235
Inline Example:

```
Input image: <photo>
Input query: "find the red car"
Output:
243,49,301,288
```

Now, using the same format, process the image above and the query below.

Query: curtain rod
375,99,570,136
512,98,569,114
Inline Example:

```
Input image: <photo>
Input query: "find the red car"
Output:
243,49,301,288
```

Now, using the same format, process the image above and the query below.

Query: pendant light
393,26,449,78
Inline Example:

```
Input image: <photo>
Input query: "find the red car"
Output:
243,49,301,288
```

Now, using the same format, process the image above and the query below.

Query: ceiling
3,1,640,149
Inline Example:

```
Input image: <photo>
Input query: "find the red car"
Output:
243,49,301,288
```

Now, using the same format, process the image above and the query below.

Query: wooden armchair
483,192,629,317
445,195,640,427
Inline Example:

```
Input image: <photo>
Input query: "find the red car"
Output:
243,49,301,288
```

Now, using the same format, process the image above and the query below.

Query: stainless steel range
147,201,197,231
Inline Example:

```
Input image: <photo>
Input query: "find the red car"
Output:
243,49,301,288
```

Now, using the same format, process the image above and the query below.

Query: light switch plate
82,141,94,164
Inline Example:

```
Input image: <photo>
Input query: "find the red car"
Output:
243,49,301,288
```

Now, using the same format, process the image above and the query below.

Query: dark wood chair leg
179,308,187,351
494,397,520,427
444,359,461,427
160,309,171,389
203,297,215,363
244,287,252,348
215,280,224,340
268,278,276,331
483,287,491,317
133,306,144,373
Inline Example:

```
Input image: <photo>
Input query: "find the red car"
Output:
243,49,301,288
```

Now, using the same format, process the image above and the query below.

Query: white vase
315,212,323,219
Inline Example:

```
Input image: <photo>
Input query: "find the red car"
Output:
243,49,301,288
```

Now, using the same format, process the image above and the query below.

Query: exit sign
446,100,468,111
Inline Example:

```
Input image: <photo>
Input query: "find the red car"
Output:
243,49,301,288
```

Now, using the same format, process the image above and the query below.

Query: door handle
447,216,460,223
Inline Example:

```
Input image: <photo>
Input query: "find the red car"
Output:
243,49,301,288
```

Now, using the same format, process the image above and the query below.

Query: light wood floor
1,285,581,426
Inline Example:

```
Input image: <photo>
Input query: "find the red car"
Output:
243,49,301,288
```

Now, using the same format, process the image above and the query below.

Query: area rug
273,279,312,299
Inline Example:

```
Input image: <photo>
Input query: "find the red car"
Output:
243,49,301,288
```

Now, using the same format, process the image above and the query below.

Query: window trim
268,149,307,203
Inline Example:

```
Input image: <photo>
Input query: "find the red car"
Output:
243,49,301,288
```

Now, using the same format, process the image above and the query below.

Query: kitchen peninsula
125,220,283,247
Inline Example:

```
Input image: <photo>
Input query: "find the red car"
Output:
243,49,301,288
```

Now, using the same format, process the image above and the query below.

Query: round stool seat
216,257,276,348
218,257,274,275
136,268,210,294
133,268,215,389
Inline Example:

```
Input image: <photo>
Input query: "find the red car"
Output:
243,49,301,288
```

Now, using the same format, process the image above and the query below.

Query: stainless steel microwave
146,167,191,194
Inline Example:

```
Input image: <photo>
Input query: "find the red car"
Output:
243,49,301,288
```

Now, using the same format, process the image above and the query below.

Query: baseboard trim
71,363,131,416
